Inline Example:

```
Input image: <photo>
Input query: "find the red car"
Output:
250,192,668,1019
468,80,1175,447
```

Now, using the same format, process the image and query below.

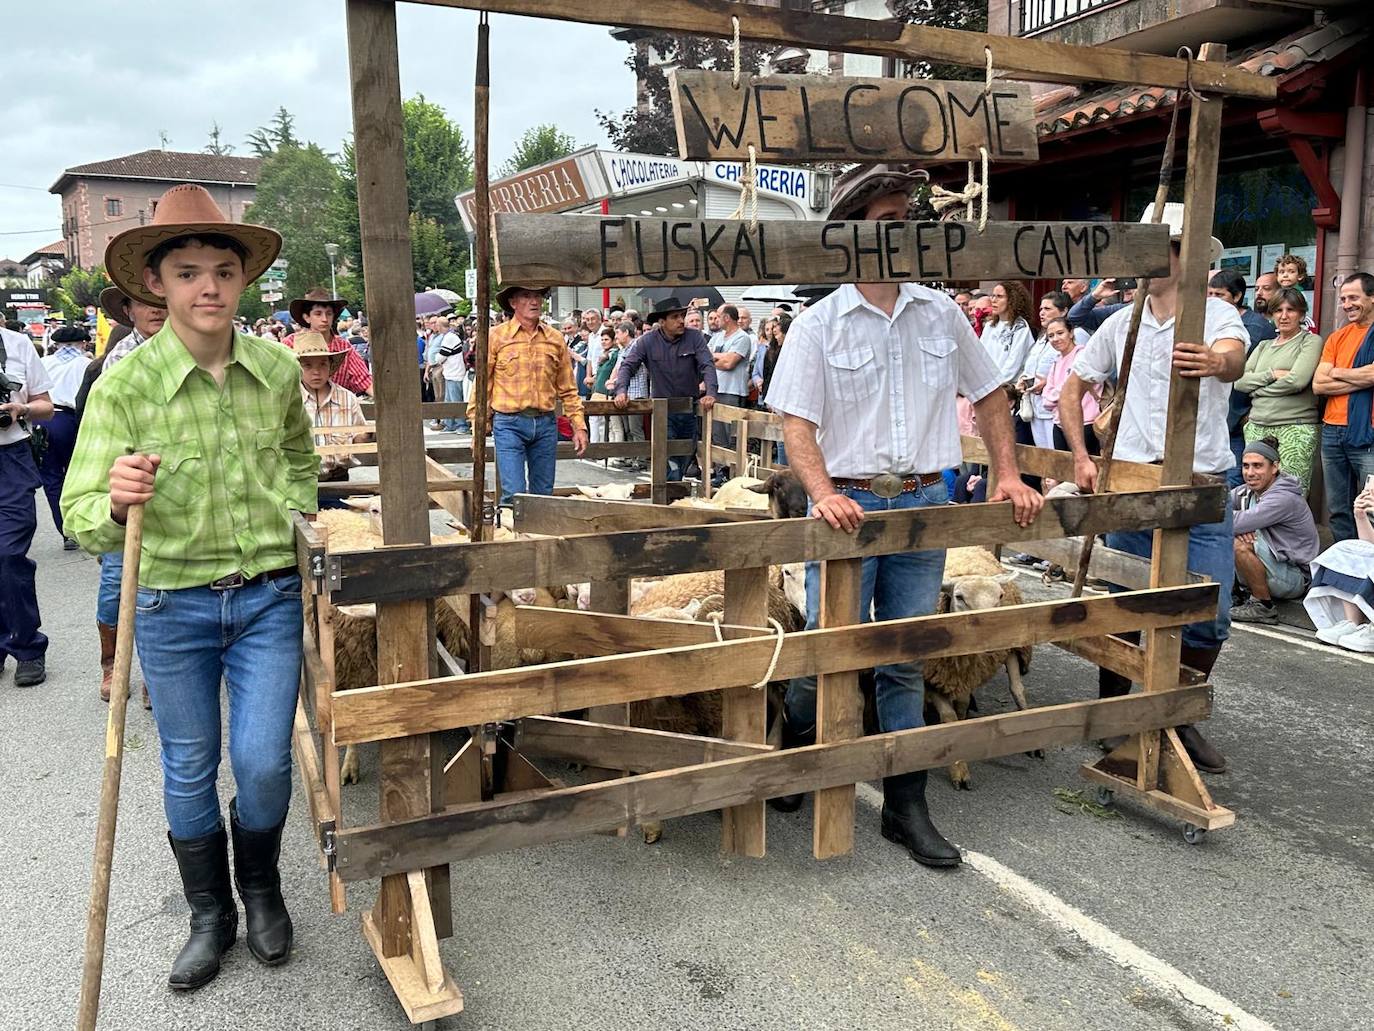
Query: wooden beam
721,567,769,857
493,214,1171,289
332,584,1218,744
514,606,770,657
515,715,772,772
325,485,1226,604
671,70,1038,163
813,558,863,860
511,494,761,536
1012,537,1206,591
405,0,1276,99
959,435,1165,492
417,439,694,465
334,685,1213,880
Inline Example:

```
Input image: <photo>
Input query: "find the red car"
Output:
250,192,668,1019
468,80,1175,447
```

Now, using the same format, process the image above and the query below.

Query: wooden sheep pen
288,1,1276,1023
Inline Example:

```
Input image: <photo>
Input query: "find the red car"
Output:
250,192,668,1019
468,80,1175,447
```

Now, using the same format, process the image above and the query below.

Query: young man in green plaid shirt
61,185,317,991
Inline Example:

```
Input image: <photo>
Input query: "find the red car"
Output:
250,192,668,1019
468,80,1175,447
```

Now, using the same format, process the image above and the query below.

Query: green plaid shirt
61,325,318,589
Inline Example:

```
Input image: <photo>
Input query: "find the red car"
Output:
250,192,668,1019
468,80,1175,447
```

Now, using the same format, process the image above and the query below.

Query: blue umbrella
415,291,452,316
272,310,292,326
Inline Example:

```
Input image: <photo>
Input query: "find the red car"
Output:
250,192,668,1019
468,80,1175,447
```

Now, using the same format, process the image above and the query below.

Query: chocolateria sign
493,214,1169,288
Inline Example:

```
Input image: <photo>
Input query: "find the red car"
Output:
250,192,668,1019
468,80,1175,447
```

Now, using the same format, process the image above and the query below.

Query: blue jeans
1106,503,1234,649
666,411,698,482
34,408,78,534
0,440,45,662
134,575,304,838
1321,424,1374,542
1226,429,1246,490
784,481,950,734
97,551,124,626
444,376,469,432
493,412,558,506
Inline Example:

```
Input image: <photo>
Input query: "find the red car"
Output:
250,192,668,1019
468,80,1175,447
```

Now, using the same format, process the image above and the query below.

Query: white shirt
982,317,1034,385
709,327,753,395
1020,335,1057,421
766,283,1002,478
437,332,466,380
41,345,91,409
1072,295,1247,474
0,327,53,446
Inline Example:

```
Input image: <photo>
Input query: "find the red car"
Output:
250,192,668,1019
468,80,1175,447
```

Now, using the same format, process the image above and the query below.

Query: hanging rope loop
710,615,787,690
731,15,742,88
727,144,760,232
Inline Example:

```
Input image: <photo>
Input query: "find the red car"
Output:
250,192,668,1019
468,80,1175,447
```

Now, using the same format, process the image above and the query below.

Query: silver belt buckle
870,472,904,499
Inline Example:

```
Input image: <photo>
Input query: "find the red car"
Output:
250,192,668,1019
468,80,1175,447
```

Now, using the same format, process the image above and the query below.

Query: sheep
922,547,1035,790
669,475,773,512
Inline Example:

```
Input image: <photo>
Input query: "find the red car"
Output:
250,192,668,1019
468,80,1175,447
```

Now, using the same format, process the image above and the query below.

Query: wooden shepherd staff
76,504,145,1031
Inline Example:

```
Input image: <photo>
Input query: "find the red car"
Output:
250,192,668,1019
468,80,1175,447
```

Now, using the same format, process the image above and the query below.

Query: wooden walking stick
76,504,145,1031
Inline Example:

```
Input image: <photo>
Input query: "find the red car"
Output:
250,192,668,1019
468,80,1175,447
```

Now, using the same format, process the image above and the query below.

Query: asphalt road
2,480,1371,1031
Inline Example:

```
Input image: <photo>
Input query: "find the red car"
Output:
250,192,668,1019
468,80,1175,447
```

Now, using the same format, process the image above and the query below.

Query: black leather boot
1176,645,1226,772
880,771,961,868
229,800,293,965
167,825,238,990
1096,667,1134,751
766,716,814,813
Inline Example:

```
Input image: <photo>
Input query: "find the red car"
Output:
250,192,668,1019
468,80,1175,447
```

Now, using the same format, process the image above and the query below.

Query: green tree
247,142,341,304
246,107,300,157
597,34,769,155
52,265,112,321
409,213,462,292
499,124,579,177
889,0,988,80
206,121,235,156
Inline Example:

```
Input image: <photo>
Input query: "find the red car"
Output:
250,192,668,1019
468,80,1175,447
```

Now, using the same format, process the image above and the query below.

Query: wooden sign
493,214,1169,288
671,70,1038,163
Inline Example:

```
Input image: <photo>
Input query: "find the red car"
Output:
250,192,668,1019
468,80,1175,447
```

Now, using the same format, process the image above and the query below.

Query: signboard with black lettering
671,70,1038,164
494,215,1168,288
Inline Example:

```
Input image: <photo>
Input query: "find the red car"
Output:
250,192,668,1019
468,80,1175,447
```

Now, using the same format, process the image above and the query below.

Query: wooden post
345,0,460,1019
734,416,749,480
650,398,669,506
467,12,493,668
812,558,863,859
699,403,713,499
312,526,346,914
720,566,769,857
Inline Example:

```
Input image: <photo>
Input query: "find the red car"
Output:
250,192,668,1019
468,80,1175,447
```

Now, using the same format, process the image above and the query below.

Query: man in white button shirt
765,164,1043,869
1057,204,1245,774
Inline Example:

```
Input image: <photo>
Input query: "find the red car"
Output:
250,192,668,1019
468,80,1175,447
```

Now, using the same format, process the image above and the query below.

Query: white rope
731,15,741,88
727,144,760,232
710,614,787,690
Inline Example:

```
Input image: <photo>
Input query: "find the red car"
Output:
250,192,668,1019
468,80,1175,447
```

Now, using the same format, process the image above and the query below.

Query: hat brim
496,285,550,315
645,306,688,324
99,286,133,328
294,349,348,372
105,220,283,308
826,170,929,221
289,296,346,326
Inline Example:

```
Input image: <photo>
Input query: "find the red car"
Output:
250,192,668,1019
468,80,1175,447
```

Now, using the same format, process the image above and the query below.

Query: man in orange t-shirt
1314,272,1374,541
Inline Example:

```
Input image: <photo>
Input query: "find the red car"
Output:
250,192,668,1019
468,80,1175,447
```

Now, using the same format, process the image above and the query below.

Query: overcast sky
1,1,635,257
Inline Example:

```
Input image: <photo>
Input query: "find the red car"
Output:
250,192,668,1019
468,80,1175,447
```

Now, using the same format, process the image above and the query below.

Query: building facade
49,150,262,270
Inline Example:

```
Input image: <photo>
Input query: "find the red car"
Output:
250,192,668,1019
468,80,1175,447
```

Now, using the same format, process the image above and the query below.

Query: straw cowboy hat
826,163,929,221
495,283,550,315
644,296,691,324
1140,202,1223,264
98,286,135,327
104,184,282,308
288,330,346,372
289,287,348,328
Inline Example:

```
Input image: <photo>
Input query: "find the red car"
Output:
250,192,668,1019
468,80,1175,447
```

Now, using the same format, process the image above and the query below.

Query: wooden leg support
812,558,863,859
720,566,769,857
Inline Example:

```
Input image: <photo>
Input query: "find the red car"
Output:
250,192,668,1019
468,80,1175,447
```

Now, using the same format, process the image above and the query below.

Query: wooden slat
516,716,772,772
514,606,770,657
363,398,676,420
511,495,761,536
325,485,1226,604
316,477,475,497
406,0,1276,99
672,70,1037,164
1012,537,1206,591
360,913,464,1023
813,558,862,860
335,686,1212,880
721,566,769,857
651,399,670,507
494,214,1171,289
958,434,1165,492
292,698,336,831
332,584,1217,745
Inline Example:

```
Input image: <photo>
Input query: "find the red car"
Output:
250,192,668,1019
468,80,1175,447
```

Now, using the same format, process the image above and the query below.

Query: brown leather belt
832,472,942,499
208,566,297,591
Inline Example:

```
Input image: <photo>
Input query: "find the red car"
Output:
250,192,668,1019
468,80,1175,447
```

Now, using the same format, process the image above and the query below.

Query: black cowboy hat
645,296,691,324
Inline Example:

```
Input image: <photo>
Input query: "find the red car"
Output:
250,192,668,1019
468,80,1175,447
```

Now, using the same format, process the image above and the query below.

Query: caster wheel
1182,823,1206,845
1094,786,1114,808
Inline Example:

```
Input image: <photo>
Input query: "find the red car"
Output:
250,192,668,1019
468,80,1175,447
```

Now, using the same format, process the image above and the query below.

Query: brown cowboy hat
288,329,347,373
826,163,929,221
495,283,550,315
289,288,348,327
98,286,135,328
104,183,282,308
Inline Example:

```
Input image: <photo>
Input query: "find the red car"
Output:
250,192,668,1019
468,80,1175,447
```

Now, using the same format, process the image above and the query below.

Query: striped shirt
765,283,1002,478
486,318,586,430
303,382,367,474
102,328,147,371
61,325,319,589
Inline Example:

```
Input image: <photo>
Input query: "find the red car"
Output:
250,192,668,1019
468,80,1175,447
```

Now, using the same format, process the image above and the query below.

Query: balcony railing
1020,0,1119,34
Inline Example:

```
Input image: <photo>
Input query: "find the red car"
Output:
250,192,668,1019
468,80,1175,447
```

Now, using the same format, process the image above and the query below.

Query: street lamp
325,242,340,298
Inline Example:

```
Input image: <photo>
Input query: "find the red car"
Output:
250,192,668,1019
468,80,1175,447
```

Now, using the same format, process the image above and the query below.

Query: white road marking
1228,619,1374,664
854,784,1277,1031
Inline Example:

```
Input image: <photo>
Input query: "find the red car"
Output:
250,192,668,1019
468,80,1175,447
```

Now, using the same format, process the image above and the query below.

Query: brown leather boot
98,623,117,702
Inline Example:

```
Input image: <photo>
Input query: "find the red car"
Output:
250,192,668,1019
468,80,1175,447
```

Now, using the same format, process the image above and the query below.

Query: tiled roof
51,150,263,192
1034,15,1370,138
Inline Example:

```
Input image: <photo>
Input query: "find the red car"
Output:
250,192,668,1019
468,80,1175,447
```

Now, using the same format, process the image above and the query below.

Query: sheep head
941,571,1018,612
745,470,809,520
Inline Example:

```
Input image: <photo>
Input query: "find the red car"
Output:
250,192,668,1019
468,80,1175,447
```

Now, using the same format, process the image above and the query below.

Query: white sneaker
1336,624,1374,654
1316,619,1359,645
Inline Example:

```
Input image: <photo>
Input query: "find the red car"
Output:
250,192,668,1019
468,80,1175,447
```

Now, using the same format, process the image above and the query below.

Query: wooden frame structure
297,3,1270,1023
